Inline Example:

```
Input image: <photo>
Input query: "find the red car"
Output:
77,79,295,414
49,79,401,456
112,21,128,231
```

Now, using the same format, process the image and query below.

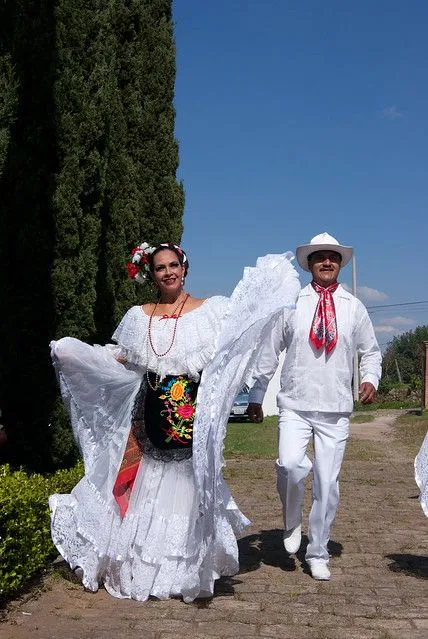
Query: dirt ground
1,410,427,639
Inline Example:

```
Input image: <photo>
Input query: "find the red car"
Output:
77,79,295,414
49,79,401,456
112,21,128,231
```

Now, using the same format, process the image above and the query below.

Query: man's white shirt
248,283,382,414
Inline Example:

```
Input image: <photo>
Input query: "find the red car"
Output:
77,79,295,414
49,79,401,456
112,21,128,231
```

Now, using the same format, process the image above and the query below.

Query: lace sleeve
51,337,142,470
112,306,146,366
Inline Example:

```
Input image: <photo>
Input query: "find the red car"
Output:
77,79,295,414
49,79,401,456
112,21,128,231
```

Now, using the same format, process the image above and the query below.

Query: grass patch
225,414,384,460
393,412,428,454
224,416,277,459
351,413,375,424
345,438,384,461
354,400,419,411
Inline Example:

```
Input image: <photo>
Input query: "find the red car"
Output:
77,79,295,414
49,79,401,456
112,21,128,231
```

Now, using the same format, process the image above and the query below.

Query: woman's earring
181,277,185,286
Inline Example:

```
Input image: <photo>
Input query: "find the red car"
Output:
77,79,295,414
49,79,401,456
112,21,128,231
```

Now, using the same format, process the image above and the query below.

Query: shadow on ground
385,553,428,579
238,529,343,574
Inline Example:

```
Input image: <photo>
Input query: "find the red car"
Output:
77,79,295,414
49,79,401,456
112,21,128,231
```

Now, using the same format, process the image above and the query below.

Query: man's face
308,250,342,287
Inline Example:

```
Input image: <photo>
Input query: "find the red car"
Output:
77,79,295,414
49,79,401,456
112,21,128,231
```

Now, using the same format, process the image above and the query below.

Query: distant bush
378,378,407,395
0,462,83,600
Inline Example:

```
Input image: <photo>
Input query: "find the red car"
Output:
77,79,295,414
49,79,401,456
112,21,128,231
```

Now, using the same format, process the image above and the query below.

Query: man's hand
247,403,263,423
359,382,376,404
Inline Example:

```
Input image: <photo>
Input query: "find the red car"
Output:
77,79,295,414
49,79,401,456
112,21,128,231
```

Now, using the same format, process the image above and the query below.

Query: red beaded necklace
146,294,189,391
148,293,189,357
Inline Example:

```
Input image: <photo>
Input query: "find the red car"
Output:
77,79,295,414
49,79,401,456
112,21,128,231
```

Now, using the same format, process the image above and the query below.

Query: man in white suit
248,232,381,580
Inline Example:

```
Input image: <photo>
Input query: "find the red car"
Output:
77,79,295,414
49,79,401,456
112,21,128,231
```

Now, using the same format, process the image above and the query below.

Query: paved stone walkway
1,411,427,639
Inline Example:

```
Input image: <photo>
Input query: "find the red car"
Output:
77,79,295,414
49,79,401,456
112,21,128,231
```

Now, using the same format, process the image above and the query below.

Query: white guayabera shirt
249,283,382,414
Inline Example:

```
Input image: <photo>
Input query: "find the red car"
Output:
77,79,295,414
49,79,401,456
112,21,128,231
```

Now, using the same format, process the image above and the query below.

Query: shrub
378,378,405,395
0,461,83,600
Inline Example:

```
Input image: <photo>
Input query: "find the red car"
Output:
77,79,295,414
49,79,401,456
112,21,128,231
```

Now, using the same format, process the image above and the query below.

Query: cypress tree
49,0,120,466
94,0,184,341
0,0,184,470
0,0,58,470
0,53,19,178
52,1,114,341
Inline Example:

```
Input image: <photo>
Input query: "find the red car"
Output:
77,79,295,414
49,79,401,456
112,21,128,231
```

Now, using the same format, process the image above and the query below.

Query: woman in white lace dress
49,241,300,602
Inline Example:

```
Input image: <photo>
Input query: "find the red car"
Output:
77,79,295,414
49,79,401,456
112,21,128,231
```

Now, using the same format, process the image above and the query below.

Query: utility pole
352,255,359,402
394,358,403,384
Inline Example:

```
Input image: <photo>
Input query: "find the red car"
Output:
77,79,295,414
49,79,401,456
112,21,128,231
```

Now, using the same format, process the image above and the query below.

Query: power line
367,300,428,310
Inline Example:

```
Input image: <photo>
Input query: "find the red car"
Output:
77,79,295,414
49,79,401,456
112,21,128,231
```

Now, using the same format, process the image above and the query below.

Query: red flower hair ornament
126,241,188,284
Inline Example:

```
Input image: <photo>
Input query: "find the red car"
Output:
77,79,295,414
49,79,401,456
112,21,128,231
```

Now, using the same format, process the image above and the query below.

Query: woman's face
151,249,185,296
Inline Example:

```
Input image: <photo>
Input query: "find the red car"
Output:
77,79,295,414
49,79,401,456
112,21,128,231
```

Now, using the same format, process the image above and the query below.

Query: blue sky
173,0,428,347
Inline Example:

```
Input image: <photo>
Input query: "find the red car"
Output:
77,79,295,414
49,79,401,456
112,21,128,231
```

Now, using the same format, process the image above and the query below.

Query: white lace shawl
192,253,300,538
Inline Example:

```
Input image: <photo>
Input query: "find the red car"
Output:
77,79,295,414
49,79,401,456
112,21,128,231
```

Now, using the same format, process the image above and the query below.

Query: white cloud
382,105,403,120
342,283,388,302
374,325,396,334
357,286,388,302
387,316,415,327
374,315,416,338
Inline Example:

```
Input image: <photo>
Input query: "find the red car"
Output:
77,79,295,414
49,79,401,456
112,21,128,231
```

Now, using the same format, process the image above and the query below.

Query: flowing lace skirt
50,453,243,602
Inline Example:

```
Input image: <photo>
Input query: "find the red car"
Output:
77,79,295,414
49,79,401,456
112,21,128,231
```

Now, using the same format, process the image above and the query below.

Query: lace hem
50,456,241,601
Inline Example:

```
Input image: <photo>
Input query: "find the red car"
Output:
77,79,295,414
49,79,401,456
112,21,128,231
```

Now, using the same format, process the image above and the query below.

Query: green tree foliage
0,54,19,178
0,0,184,470
52,1,115,341
53,0,184,343
94,0,184,341
0,0,58,471
381,326,428,387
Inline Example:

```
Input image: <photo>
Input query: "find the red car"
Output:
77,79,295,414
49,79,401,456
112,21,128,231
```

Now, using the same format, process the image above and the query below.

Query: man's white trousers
276,409,350,562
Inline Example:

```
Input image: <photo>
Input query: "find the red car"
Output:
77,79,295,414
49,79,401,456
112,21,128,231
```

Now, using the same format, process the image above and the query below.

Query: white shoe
308,560,331,580
283,524,302,554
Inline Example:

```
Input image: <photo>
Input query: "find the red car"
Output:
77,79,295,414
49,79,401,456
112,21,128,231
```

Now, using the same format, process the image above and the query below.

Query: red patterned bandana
309,281,339,353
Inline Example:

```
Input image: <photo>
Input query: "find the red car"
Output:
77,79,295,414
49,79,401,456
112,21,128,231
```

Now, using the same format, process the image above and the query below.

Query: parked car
229,390,250,420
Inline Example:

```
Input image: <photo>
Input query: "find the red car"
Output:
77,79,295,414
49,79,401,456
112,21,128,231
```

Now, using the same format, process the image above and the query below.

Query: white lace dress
415,431,428,517
49,253,300,602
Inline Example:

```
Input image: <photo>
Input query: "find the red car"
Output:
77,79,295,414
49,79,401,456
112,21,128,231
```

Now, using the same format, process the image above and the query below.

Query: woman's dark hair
148,243,189,278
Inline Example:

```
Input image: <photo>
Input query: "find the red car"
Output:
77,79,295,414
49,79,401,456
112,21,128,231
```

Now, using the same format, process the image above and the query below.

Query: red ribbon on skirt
112,427,142,519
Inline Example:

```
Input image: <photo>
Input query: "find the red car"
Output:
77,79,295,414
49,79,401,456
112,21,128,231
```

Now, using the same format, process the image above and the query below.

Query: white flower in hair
132,251,142,264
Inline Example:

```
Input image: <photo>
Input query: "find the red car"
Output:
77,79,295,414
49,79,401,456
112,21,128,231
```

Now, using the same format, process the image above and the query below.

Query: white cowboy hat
296,232,353,272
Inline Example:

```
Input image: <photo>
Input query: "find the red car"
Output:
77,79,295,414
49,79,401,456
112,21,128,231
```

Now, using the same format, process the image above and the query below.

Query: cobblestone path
1,411,427,639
